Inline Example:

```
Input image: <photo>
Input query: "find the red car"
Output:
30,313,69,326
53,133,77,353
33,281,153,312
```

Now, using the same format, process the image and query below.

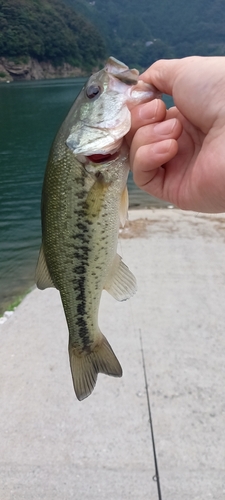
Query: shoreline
0,287,34,323
0,57,89,83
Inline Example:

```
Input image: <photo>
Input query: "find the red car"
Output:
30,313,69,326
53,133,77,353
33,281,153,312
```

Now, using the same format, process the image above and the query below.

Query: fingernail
154,118,177,135
139,99,160,120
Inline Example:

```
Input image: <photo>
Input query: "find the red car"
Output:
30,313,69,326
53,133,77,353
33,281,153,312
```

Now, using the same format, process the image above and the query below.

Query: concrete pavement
0,209,225,500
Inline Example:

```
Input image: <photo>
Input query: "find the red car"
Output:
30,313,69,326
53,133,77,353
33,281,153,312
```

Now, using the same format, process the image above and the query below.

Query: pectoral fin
104,253,137,301
35,245,55,289
119,186,129,227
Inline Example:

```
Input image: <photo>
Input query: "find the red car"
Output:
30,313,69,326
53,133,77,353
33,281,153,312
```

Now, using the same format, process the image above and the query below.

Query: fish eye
86,84,101,100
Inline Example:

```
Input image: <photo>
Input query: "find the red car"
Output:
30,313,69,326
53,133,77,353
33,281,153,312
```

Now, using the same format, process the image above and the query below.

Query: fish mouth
84,138,124,164
85,151,120,164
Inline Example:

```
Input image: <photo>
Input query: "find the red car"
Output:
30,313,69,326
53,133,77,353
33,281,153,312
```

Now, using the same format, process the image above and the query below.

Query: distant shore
0,57,90,83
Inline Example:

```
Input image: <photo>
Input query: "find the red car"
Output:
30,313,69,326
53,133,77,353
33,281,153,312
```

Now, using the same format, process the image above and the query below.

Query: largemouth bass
36,57,160,401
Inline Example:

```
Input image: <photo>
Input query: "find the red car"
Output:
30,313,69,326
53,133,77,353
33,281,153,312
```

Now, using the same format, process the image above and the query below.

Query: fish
35,57,160,401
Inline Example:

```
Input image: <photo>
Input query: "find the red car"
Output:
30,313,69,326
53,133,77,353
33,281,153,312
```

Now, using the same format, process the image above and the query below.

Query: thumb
139,57,225,132
140,59,181,96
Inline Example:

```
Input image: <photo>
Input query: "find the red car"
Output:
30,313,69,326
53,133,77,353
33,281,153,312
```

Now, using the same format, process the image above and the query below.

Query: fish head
65,56,161,166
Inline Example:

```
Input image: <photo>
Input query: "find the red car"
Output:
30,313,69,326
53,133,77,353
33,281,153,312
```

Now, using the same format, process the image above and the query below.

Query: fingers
132,139,179,196
130,117,183,196
130,117,182,169
126,98,167,146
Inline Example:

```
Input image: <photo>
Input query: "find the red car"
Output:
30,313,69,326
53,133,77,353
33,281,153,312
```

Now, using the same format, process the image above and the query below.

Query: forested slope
1,0,224,79
67,0,225,68
0,0,105,69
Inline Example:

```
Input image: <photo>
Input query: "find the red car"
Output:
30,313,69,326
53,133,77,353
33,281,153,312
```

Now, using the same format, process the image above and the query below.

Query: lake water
0,78,172,314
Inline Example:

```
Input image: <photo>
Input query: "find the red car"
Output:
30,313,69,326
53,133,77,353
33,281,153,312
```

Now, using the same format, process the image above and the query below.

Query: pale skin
127,56,225,213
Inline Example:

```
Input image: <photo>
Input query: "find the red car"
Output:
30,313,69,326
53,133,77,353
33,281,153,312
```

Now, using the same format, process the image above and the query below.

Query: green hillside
0,0,106,69
1,0,224,74
66,0,225,68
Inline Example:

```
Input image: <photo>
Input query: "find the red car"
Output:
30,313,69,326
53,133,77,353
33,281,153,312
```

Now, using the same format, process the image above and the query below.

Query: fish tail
68,335,122,401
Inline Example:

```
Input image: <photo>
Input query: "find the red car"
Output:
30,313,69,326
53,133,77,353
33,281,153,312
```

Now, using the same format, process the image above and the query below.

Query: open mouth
85,138,123,164
86,151,119,164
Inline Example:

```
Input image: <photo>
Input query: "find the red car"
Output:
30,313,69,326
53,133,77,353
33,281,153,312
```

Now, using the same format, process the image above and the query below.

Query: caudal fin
68,335,122,401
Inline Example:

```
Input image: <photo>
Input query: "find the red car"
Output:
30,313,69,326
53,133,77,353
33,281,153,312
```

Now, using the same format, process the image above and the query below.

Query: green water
0,78,172,314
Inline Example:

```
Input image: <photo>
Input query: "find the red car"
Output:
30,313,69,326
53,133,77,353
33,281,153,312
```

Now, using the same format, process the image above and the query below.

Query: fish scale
36,56,160,400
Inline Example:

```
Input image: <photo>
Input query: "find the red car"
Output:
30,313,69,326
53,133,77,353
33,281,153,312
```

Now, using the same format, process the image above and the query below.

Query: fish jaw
66,93,131,156
65,56,160,158
119,79,161,110
106,68,161,110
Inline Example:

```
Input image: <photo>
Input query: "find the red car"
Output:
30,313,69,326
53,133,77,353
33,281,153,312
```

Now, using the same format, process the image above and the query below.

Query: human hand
127,56,225,213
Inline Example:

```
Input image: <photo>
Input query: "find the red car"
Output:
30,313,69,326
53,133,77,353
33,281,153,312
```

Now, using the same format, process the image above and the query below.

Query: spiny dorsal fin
104,253,137,301
35,244,55,290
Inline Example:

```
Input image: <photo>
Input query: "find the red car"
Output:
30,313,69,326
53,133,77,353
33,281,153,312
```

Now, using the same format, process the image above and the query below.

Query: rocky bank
0,57,88,82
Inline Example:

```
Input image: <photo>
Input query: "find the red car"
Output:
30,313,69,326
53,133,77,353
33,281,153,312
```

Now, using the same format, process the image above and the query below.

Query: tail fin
68,335,122,401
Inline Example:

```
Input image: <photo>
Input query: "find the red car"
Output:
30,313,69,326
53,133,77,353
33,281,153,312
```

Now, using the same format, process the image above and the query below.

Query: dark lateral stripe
71,198,93,348
67,176,107,351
